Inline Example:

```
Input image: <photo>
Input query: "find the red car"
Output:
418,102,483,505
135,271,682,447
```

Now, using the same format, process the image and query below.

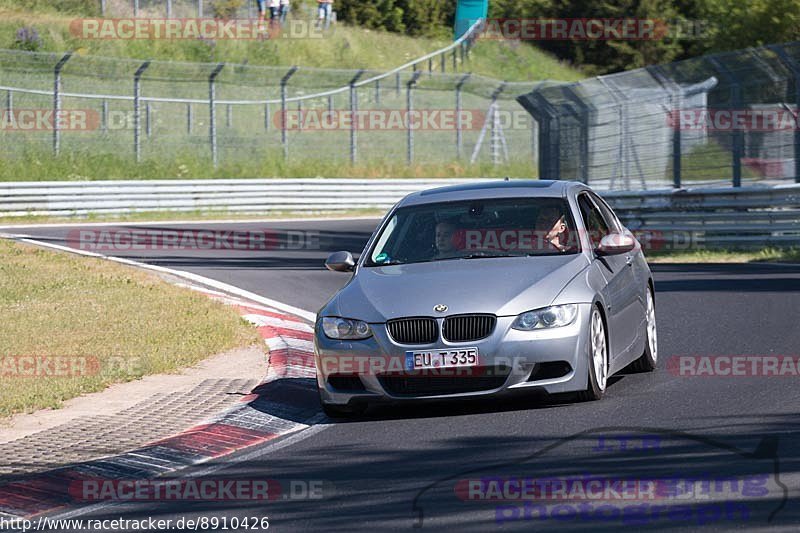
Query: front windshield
365,197,580,267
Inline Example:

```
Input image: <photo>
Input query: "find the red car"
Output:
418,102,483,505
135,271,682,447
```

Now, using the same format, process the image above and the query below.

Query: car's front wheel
576,306,608,402
321,400,366,419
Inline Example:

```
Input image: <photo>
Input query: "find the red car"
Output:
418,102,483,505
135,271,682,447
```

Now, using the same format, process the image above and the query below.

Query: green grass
0,238,262,418
647,247,800,264
0,3,582,82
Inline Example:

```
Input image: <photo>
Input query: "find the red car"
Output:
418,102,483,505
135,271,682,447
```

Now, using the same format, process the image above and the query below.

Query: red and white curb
0,263,321,520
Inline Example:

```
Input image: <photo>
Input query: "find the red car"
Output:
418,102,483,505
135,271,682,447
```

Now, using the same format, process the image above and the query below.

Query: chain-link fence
0,19,560,174
518,41,800,190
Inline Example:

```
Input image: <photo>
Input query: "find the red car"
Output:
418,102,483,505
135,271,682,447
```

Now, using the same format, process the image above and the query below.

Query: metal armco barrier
1,180,798,249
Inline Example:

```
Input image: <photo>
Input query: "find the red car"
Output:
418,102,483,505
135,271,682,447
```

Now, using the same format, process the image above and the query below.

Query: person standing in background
279,0,290,25
268,0,281,33
256,0,267,32
317,0,333,30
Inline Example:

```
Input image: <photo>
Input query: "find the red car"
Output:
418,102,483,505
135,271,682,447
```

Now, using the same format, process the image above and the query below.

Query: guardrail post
349,69,365,164
187,103,193,134
208,63,225,167
132,59,150,162
769,45,800,184
406,71,423,165
53,52,72,157
455,73,471,159
280,66,298,160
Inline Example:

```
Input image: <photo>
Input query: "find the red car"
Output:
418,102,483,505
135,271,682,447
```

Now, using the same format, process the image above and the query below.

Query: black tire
321,401,366,419
575,306,607,402
629,286,657,373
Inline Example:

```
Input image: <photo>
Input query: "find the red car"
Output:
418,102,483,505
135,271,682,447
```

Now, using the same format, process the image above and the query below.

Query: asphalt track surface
8,218,800,531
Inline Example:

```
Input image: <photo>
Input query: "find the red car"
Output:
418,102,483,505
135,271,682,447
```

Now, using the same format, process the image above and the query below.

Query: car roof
397,179,589,207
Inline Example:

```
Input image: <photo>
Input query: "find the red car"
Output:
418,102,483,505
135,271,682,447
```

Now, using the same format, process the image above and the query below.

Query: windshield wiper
459,251,524,260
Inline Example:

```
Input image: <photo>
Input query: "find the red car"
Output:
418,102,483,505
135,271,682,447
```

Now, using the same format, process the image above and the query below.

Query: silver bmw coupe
314,180,657,417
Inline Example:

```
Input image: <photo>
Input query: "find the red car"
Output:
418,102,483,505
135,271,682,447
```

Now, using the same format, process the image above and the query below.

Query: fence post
208,63,225,167
101,99,108,133
489,83,506,166
146,101,153,137
53,52,72,157
198,0,204,18
349,69,365,164
133,0,139,17
187,103,193,134
396,72,401,96
517,91,558,180
707,57,742,187
406,71,423,165
327,95,333,113
441,53,446,73
5,90,12,115
769,45,800,184
280,66,298,160
132,59,150,162
101,0,106,16
453,49,457,72
297,100,302,132
375,79,380,105
264,103,270,131
455,73,471,159
167,0,173,18
561,86,590,184
648,65,682,188
226,103,232,128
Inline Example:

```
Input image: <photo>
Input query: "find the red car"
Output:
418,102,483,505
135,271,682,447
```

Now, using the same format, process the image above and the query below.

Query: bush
211,0,246,19
12,27,42,51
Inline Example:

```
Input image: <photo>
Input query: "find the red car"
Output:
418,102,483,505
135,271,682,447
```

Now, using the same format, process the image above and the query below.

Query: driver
434,221,459,258
535,207,569,252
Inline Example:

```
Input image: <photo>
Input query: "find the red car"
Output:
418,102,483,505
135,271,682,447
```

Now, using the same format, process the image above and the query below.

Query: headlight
512,304,578,330
321,317,372,340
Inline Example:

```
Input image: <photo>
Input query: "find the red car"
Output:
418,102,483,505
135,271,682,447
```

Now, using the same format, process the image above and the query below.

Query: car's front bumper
314,304,593,407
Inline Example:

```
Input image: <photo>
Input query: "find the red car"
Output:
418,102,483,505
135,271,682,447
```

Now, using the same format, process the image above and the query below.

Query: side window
577,194,610,250
589,193,621,232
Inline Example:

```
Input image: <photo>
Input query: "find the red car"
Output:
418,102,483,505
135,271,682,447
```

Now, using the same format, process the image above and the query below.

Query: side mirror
325,251,356,272
596,233,636,256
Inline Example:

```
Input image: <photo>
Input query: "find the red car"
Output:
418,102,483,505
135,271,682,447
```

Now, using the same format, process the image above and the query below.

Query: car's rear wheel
576,307,607,401
630,287,657,372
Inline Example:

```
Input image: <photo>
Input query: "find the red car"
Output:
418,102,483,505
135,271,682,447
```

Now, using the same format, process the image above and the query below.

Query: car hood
321,254,590,322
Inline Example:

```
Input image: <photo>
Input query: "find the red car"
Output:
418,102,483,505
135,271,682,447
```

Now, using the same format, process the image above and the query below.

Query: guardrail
1,179,798,249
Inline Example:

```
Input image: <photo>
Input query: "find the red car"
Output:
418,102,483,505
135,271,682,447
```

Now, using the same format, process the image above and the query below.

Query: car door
577,193,639,362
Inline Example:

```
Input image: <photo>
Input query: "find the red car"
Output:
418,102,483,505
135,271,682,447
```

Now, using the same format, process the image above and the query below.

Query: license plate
405,348,479,371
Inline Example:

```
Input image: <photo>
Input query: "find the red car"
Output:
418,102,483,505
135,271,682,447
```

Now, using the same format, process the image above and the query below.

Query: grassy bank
0,238,262,418
0,3,582,82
